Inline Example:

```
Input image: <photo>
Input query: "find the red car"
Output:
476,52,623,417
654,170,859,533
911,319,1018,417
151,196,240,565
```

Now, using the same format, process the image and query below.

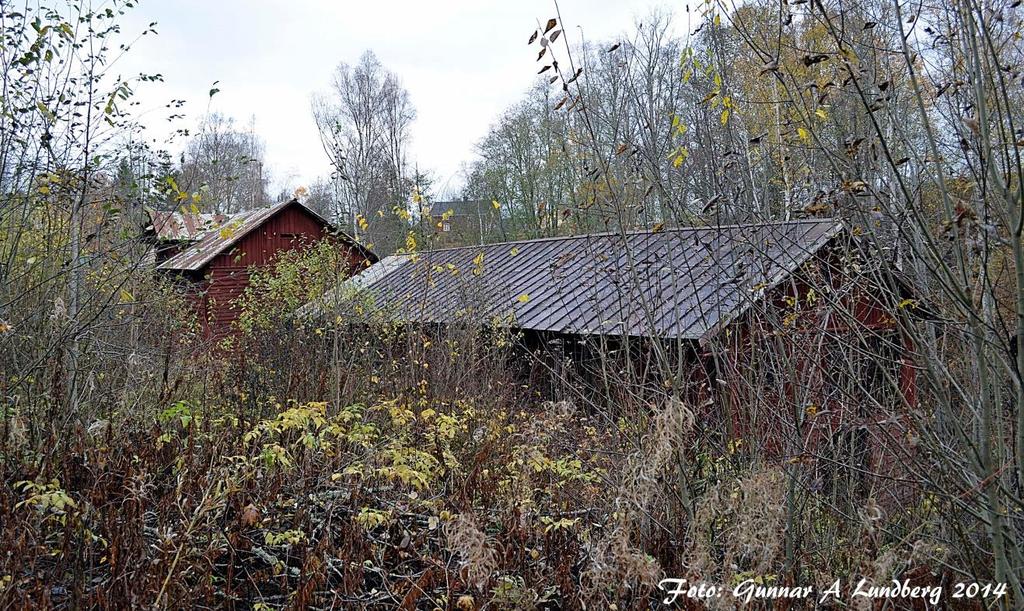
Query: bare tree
177,113,268,213
313,51,415,253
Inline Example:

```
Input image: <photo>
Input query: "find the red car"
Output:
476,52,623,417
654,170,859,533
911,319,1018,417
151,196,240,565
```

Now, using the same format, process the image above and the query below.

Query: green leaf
36,101,54,123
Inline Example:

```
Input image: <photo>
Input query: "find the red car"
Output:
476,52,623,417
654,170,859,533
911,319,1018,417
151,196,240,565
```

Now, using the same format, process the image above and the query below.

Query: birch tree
312,51,415,253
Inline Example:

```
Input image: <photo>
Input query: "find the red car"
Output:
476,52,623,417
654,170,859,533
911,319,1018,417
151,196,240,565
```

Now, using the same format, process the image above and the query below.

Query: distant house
155,198,376,337
426,198,497,246
305,219,922,463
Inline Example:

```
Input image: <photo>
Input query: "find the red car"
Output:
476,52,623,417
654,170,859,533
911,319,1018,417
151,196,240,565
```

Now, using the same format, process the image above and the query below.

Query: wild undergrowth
0,245,977,608
0,229,988,610
0,330,953,609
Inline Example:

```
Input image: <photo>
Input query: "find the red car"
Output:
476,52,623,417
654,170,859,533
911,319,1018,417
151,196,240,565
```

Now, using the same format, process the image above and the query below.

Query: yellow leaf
720,109,730,125
510,247,520,256
815,107,829,120
797,127,810,142
714,13,721,26
517,293,530,303
491,200,501,210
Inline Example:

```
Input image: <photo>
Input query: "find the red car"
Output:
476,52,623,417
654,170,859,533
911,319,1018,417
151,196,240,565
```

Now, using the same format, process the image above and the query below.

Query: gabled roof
157,199,375,272
145,208,228,242
307,219,844,343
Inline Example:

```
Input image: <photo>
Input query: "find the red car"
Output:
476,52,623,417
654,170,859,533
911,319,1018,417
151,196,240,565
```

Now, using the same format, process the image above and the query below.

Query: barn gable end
158,199,375,337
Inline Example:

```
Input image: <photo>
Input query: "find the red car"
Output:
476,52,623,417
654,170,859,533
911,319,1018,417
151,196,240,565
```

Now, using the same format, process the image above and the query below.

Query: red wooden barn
155,198,376,337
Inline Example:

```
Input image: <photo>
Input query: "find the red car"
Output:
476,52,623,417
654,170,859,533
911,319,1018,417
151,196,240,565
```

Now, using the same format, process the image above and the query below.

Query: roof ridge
405,218,840,256
156,198,307,271
325,218,845,342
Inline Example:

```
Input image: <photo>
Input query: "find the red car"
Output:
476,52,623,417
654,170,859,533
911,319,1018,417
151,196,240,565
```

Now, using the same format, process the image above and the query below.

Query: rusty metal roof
157,201,292,271
312,219,843,342
157,199,374,272
145,208,228,242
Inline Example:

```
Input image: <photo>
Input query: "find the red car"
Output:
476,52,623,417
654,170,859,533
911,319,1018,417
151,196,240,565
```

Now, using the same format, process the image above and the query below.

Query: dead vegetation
3,0,1024,608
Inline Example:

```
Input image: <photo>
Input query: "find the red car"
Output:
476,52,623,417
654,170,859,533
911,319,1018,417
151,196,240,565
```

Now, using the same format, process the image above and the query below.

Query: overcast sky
117,0,689,198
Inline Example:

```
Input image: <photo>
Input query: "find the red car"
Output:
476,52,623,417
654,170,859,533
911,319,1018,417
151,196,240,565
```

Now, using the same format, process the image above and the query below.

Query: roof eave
694,220,845,346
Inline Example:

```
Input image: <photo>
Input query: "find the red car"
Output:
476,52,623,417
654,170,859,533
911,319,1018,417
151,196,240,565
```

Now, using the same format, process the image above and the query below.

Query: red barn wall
705,262,919,510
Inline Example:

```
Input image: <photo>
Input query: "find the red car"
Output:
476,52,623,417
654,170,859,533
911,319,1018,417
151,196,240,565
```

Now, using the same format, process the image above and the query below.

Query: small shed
158,198,376,337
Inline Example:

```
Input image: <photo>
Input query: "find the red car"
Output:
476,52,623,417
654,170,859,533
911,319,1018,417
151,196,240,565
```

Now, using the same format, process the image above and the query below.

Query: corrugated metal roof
157,201,292,271
157,199,376,272
309,219,843,343
146,209,228,242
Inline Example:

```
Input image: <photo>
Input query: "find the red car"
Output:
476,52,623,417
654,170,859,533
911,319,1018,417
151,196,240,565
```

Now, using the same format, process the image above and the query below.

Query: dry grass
0,252,995,609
